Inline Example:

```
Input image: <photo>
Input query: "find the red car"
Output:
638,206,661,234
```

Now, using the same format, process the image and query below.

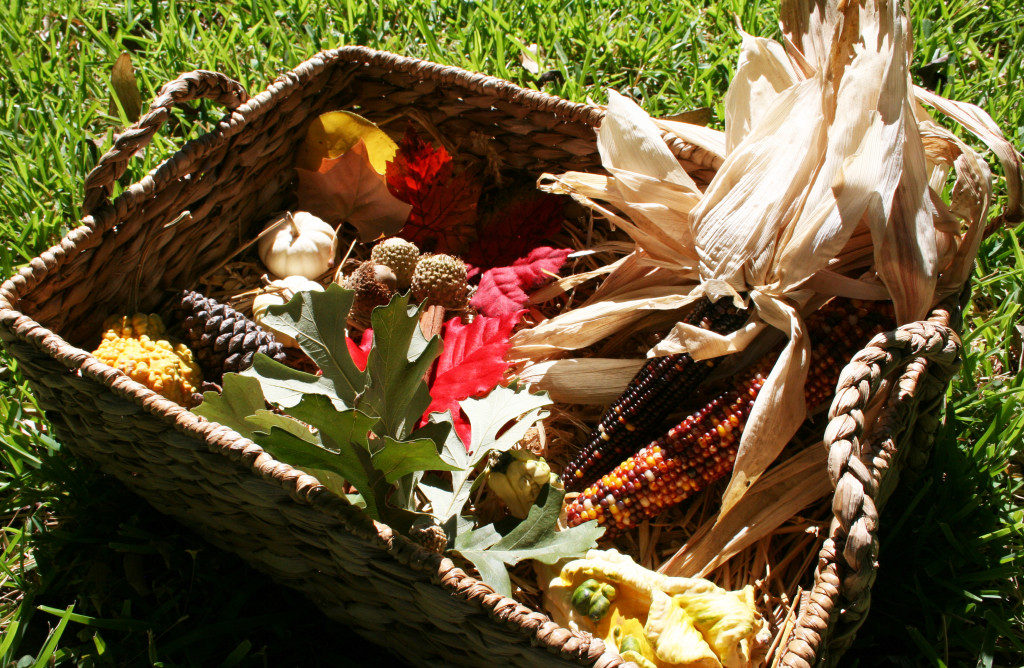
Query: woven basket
0,48,964,667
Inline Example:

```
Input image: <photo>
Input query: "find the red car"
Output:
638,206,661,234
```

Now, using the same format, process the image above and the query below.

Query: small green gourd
571,579,617,622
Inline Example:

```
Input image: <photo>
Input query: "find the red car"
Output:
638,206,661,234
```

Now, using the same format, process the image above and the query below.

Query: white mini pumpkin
258,211,338,279
252,275,325,348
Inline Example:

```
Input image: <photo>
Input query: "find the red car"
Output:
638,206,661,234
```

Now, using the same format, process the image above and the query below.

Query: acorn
411,254,469,310
343,260,397,318
408,520,448,553
370,237,420,290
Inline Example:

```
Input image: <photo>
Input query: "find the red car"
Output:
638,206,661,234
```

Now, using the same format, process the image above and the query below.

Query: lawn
1,0,1022,665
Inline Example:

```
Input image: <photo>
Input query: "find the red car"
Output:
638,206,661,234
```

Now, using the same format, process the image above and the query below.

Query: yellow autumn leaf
295,110,398,174
296,139,411,241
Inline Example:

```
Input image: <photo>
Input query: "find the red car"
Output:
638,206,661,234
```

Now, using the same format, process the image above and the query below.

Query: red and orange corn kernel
565,298,894,534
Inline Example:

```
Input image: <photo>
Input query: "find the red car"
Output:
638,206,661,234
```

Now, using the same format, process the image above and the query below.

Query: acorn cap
344,260,397,317
411,254,469,310
370,237,420,290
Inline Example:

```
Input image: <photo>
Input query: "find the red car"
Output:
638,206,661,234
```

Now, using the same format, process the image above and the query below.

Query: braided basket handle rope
780,304,962,668
82,70,249,215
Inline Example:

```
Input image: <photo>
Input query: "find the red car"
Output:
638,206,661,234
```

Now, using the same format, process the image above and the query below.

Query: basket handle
82,69,249,215
779,304,962,668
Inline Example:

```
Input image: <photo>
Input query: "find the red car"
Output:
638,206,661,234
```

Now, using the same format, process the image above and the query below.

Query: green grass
1,0,1022,665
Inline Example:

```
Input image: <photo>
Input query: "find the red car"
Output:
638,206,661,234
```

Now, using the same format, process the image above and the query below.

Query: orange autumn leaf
297,139,412,242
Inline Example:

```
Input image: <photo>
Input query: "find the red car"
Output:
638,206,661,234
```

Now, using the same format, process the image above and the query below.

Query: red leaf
386,127,481,254
465,193,565,269
296,140,411,241
471,247,572,317
345,329,374,372
422,311,524,448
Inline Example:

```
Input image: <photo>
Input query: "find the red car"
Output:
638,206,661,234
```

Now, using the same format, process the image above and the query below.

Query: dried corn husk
510,0,1021,519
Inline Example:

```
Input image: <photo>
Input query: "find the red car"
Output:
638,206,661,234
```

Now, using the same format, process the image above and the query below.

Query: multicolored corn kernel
563,298,749,493
565,298,895,534
565,375,764,533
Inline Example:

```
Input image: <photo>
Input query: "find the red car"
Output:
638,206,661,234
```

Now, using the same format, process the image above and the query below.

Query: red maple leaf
386,127,481,255
465,193,565,269
422,311,524,448
471,247,572,317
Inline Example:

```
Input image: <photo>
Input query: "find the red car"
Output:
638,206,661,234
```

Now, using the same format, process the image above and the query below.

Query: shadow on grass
841,413,1024,667
11,453,410,667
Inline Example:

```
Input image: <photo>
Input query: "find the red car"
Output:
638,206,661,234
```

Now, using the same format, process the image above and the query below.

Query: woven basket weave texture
0,47,963,668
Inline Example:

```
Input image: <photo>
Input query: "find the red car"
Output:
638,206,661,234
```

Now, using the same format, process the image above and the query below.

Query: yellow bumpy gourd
93,314,203,407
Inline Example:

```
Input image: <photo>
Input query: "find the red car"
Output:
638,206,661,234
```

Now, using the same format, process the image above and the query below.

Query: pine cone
408,522,448,553
173,290,287,382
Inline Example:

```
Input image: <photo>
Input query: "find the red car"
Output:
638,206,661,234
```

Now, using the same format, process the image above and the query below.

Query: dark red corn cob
565,299,895,534
563,298,749,493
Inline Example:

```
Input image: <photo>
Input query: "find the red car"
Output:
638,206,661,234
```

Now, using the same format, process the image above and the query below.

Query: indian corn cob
565,299,895,534
563,298,749,493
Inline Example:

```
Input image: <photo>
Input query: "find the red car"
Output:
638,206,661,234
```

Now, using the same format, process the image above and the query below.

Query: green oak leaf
240,353,344,410
462,383,551,458
414,416,469,543
268,393,454,530
453,485,604,597
261,284,367,404
245,409,317,443
195,279,573,564
249,405,360,505
191,373,266,439
257,399,381,519
375,435,458,484
285,395,382,505
360,292,441,440
255,426,352,504
418,386,552,546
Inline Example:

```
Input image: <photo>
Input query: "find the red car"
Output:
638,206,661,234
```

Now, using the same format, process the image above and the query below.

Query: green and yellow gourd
486,449,554,519
572,579,617,622
542,549,765,668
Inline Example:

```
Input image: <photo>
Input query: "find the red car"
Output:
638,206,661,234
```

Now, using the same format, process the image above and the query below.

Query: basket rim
0,45,964,668
1,45,724,319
